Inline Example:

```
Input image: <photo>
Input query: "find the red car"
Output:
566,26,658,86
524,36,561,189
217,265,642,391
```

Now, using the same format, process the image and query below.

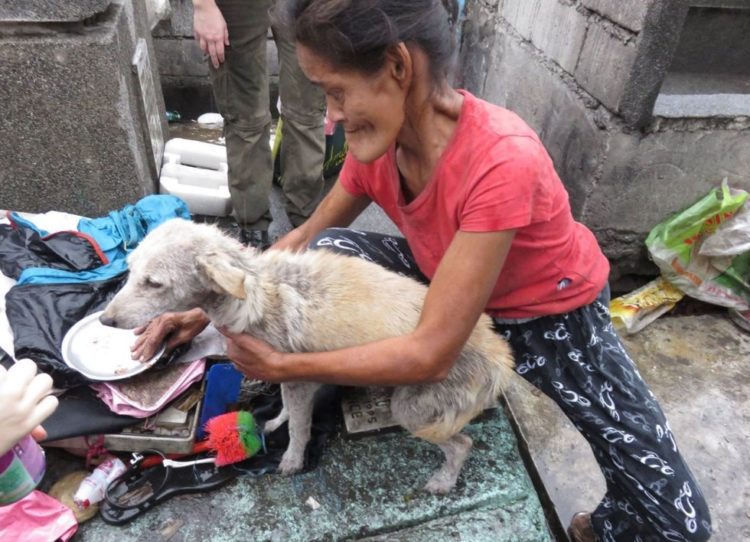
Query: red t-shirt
338,91,610,318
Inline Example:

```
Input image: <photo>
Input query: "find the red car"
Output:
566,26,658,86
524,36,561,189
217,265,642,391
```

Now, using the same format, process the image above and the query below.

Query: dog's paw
278,453,304,475
423,473,456,495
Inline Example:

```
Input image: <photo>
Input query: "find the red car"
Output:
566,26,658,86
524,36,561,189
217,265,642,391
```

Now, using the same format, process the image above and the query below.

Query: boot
240,229,271,251
567,512,597,542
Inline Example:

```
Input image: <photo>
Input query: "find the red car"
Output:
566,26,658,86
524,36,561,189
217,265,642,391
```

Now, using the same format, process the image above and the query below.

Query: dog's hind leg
277,382,321,475
422,433,473,494
391,380,484,494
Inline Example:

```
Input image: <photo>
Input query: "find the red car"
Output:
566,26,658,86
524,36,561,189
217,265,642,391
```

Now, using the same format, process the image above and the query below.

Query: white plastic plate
61,311,165,381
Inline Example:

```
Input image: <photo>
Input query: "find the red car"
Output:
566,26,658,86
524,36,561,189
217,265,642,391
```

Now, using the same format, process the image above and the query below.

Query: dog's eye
144,277,163,289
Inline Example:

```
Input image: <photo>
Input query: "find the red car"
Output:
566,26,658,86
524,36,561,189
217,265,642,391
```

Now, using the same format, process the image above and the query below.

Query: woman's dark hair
272,0,459,83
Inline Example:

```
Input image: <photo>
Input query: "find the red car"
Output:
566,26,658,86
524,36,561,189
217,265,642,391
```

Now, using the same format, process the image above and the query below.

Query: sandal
100,450,239,525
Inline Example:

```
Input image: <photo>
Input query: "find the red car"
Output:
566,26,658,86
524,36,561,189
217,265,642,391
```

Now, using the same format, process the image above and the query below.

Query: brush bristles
205,410,262,466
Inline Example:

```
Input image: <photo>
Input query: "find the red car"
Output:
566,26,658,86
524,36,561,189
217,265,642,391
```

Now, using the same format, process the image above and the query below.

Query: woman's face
297,44,408,163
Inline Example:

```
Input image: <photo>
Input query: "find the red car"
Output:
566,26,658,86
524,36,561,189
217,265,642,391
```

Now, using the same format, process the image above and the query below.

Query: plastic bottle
166,110,182,123
0,434,46,505
72,456,127,509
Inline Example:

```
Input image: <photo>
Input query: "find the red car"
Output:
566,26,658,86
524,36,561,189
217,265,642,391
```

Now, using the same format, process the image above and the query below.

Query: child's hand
0,359,58,454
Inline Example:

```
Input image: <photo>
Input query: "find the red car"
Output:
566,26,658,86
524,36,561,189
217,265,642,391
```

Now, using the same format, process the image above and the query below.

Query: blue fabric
18,260,130,285
16,195,190,285
7,212,50,237
77,195,190,263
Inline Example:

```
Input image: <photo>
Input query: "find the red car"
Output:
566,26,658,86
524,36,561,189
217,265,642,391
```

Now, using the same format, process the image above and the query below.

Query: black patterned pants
310,228,712,542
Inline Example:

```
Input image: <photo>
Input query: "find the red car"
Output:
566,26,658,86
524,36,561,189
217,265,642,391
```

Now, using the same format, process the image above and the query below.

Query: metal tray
45,398,202,455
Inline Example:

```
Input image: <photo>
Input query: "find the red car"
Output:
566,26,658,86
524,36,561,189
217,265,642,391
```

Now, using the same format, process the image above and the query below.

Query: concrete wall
461,0,750,290
0,0,169,217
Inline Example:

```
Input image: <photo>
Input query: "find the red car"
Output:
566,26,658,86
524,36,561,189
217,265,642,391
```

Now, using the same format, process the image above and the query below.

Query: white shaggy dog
101,218,514,494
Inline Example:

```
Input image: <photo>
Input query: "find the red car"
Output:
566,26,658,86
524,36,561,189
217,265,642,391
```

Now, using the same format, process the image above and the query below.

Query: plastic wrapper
699,201,750,257
0,490,77,542
646,180,750,310
611,277,685,334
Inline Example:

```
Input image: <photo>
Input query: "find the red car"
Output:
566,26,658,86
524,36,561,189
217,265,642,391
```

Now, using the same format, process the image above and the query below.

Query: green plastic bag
272,120,347,183
646,180,750,310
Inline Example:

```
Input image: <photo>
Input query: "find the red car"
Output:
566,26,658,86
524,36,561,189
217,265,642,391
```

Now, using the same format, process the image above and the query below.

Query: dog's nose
99,313,117,328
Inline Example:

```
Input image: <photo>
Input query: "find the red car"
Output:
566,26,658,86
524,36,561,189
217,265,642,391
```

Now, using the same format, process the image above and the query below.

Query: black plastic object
41,386,139,442
101,452,238,525
0,223,105,280
0,346,12,370
229,382,343,475
5,276,127,388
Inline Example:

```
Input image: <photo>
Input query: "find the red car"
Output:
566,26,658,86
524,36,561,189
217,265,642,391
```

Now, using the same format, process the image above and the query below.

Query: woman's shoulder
455,92,549,170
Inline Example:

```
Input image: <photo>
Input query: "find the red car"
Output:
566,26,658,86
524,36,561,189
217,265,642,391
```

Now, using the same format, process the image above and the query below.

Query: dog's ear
196,253,247,299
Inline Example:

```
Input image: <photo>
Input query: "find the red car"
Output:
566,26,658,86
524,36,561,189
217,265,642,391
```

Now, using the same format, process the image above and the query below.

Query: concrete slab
0,0,110,22
503,312,750,540
653,93,750,118
60,408,552,541
655,71,750,118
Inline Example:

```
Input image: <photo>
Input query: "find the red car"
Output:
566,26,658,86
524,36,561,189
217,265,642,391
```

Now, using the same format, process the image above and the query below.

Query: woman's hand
131,308,210,362
193,0,229,69
0,359,59,454
270,181,371,254
218,328,284,382
271,226,311,253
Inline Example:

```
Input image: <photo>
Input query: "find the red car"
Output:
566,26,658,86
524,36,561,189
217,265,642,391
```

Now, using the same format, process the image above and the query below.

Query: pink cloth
91,358,205,417
0,490,78,542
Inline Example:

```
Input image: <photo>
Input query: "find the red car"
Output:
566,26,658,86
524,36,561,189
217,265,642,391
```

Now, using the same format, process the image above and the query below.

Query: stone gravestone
0,1,168,217
341,387,399,434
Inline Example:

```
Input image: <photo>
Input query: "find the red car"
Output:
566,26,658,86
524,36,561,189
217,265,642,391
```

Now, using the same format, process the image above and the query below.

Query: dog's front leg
277,381,321,475
264,406,289,433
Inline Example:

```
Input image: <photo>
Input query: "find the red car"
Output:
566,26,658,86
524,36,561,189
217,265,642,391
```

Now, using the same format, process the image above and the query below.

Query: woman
134,1,711,540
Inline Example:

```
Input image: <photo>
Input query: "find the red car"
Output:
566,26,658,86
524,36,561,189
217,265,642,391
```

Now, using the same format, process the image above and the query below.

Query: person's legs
494,287,711,542
308,228,428,283
271,20,327,228
212,0,274,234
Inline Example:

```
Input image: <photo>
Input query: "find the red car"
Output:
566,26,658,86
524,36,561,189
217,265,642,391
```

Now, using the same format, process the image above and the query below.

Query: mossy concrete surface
72,408,551,541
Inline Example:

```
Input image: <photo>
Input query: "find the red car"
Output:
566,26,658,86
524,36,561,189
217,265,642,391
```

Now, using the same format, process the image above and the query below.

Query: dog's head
100,218,258,329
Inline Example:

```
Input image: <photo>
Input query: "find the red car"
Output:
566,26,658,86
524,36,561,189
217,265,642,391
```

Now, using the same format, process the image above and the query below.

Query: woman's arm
222,229,515,385
272,181,372,252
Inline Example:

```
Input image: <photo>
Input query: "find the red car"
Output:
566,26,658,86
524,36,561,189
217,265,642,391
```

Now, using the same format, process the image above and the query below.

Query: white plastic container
73,456,127,509
159,138,232,217
196,112,224,129
164,138,227,170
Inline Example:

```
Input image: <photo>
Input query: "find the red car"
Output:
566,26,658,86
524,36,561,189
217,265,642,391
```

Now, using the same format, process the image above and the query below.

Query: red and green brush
202,410,263,466
141,410,263,468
